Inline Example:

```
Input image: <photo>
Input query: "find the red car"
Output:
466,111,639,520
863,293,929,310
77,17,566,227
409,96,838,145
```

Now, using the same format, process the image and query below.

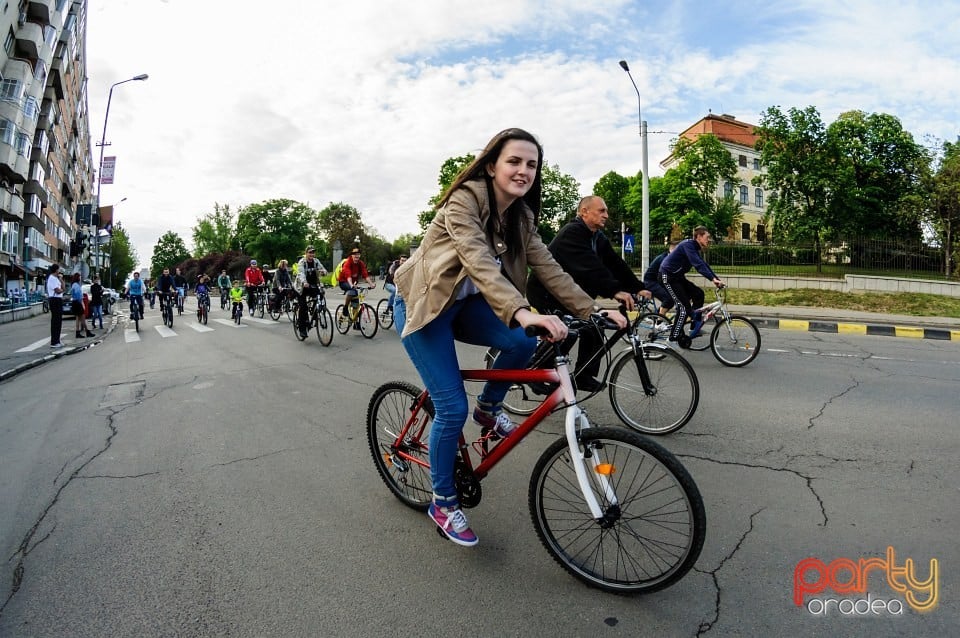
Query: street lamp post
23,236,29,296
618,60,650,272
94,74,148,280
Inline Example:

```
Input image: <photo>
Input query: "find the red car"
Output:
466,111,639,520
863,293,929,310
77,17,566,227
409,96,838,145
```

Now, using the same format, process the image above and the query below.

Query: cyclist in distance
643,241,678,317
216,270,231,300
337,247,376,317
195,275,211,313
124,271,145,320
173,267,188,308
659,225,725,347
244,259,265,315
392,128,627,547
156,268,176,313
272,259,294,312
526,195,651,393
229,279,245,315
383,254,407,312
295,246,328,338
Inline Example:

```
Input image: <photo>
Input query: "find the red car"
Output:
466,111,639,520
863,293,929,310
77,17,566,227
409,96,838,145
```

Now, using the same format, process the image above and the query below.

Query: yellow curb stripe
953,330,960,341
894,326,925,339
837,323,867,335
779,319,810,331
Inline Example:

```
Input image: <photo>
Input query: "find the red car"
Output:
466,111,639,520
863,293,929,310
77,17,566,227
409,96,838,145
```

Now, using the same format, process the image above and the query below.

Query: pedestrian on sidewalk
69,273,94,339
46,264,64,348
90,276,104,329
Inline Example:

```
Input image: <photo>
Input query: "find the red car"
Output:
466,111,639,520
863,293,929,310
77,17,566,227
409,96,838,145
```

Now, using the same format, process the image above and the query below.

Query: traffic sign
624,234,635,253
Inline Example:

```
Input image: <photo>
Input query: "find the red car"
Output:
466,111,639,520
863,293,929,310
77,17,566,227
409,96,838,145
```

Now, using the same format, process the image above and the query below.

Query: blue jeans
91,303,103,328
384,282,396,310
393,293,536,505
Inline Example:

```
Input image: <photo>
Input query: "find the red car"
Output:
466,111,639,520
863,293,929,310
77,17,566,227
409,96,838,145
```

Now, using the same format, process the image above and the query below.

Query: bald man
527,196,649,392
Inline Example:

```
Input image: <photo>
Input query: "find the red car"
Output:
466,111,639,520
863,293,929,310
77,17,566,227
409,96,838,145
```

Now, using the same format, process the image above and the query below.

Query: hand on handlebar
515,308,567,342
601,310,629,330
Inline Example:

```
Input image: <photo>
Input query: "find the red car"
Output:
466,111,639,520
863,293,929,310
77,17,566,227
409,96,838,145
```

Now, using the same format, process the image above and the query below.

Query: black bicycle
485,307,699,435
219,286,229,310
269,287,295,321
291,286,334,346
161,292,175,328
129,296,144,332
196,292,210,325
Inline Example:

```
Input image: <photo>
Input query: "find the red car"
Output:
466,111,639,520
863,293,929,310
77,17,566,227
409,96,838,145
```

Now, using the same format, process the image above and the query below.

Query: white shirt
46,274,63,299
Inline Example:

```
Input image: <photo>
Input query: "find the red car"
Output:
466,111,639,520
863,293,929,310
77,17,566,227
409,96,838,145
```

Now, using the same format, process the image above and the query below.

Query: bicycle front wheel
529,427,705,594
608,345,699,435
367,381,435,511
334,305,350,334
376,298,394,330
710,315,761,367
359,303,378,338
634,312,671,343
316,307,334,346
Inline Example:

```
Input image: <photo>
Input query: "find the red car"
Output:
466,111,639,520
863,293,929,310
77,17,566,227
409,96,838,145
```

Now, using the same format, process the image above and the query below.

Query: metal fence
626,237,955,280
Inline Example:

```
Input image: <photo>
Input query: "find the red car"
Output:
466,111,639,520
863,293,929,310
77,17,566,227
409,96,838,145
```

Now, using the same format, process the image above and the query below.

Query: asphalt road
0,294,957,637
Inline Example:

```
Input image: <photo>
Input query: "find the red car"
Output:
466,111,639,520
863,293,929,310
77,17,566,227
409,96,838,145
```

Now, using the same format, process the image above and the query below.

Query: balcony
0,144,29,181
0,189,25,222
27,0,55,28
14,22,43,61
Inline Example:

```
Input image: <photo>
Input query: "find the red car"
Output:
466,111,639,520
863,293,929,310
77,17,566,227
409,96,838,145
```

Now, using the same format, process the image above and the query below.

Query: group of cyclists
123,248,382,337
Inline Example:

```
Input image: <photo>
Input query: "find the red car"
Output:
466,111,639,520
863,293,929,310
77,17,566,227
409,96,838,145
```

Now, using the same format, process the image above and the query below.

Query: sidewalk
728,304,960,340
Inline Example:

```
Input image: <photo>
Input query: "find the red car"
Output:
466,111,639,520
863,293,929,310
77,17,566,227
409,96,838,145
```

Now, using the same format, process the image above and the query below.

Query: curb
0,313,121,383
751,317,960,341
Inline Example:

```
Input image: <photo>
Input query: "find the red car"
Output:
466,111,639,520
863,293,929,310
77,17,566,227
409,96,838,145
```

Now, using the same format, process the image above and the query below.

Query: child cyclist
195,275,211,319
393,128,627,546
229,280,245,317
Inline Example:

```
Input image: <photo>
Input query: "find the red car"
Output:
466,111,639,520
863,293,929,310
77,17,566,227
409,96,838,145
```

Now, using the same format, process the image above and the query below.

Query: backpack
331,258,348,286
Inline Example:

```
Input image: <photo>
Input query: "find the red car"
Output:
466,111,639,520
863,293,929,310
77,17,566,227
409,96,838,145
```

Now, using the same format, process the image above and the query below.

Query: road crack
808,375,860,429
694,508,765,637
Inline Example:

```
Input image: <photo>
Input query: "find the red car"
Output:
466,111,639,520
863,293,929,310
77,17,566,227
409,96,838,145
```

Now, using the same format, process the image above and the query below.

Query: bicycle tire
367,381,435,511
269,296,281,321
710,315,761,367
258,296,265,318
608,345,699,435
316,307,334,346
529,426,705,594
133,314,139,332
220,293,227,310
293,307,308,340
685,316,712,352
202,305,208,325
376,298,394,330
359,303,378,338
334,305,350,334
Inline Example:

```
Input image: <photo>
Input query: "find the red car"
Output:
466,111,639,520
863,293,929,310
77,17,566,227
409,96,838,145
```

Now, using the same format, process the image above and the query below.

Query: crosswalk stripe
213,318,247,328
155,325,178,338
246,316,279,325
124,329,141,343
186,322,215,332
16,337,52,352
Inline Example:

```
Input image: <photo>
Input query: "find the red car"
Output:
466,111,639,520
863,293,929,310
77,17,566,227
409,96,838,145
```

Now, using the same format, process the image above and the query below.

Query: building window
755,188,763,208
741,223,750,241
0,78,21,102
0,118,14,145
723,181,733,198
15,131,30,157
4,28,13,55
738,154,747,167
757,224,766,243
739,185,748,205
753,158,760,170
23,96,39,120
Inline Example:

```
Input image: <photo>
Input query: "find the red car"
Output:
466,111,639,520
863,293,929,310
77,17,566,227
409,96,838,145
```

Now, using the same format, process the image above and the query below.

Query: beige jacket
395,179,598,337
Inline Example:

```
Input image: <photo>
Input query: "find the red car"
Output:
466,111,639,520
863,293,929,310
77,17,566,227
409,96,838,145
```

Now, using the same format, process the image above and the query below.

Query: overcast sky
85,0,960,271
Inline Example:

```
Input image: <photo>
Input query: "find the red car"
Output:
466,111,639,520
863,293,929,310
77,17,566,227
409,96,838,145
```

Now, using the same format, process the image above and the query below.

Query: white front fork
557,358,618,520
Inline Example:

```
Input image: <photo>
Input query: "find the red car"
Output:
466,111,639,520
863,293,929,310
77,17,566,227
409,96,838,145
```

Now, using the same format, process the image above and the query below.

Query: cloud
85,0,960,271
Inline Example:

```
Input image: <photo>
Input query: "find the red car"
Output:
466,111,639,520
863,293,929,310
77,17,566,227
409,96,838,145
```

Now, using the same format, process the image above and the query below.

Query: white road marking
124,329,141,343
186,322,215,332
155,325,178,338
214,318,246,328
246,316,278,325
16,337,53,352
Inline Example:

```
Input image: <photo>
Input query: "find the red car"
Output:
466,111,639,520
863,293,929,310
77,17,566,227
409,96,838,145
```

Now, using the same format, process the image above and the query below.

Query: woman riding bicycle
392,128,626,546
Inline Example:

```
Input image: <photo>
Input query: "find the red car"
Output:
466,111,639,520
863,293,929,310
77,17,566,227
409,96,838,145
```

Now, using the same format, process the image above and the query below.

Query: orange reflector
595,463,616,475
383,454,392,467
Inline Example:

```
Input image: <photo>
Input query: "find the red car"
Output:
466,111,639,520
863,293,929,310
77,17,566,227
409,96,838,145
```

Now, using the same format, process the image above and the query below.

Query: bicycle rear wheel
710,315,761,367
359,303,378,338
608,345,699,435
367,381,435,511
315,306,334,346
269,296,282,321
484,347,551,416
376,298,394,330
529,427,705,594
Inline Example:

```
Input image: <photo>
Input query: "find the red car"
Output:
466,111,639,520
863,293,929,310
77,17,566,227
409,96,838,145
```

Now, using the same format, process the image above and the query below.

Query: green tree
924,138,960,277
592,171,631,238
827,111,927,239
107,222,137,286
539,163,581,236
316,202,365,256
418,154,475,231
754,105,841,270
191,203,236,256
150,231,191,279
235,199,314,267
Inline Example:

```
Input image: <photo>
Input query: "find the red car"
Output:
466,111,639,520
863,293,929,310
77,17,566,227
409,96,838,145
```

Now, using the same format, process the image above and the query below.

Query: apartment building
660,113,769,243
0,0,93,296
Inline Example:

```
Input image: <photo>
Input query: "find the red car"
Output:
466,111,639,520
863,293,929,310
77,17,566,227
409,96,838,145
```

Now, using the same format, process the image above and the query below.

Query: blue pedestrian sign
623,234,635,253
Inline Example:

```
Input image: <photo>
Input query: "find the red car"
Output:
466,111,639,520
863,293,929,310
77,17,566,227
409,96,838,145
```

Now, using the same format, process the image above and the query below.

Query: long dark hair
438,128,544,251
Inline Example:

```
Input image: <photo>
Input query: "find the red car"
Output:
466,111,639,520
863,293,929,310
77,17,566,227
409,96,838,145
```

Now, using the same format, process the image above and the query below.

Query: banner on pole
99,206,114,234
100,156,116,184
